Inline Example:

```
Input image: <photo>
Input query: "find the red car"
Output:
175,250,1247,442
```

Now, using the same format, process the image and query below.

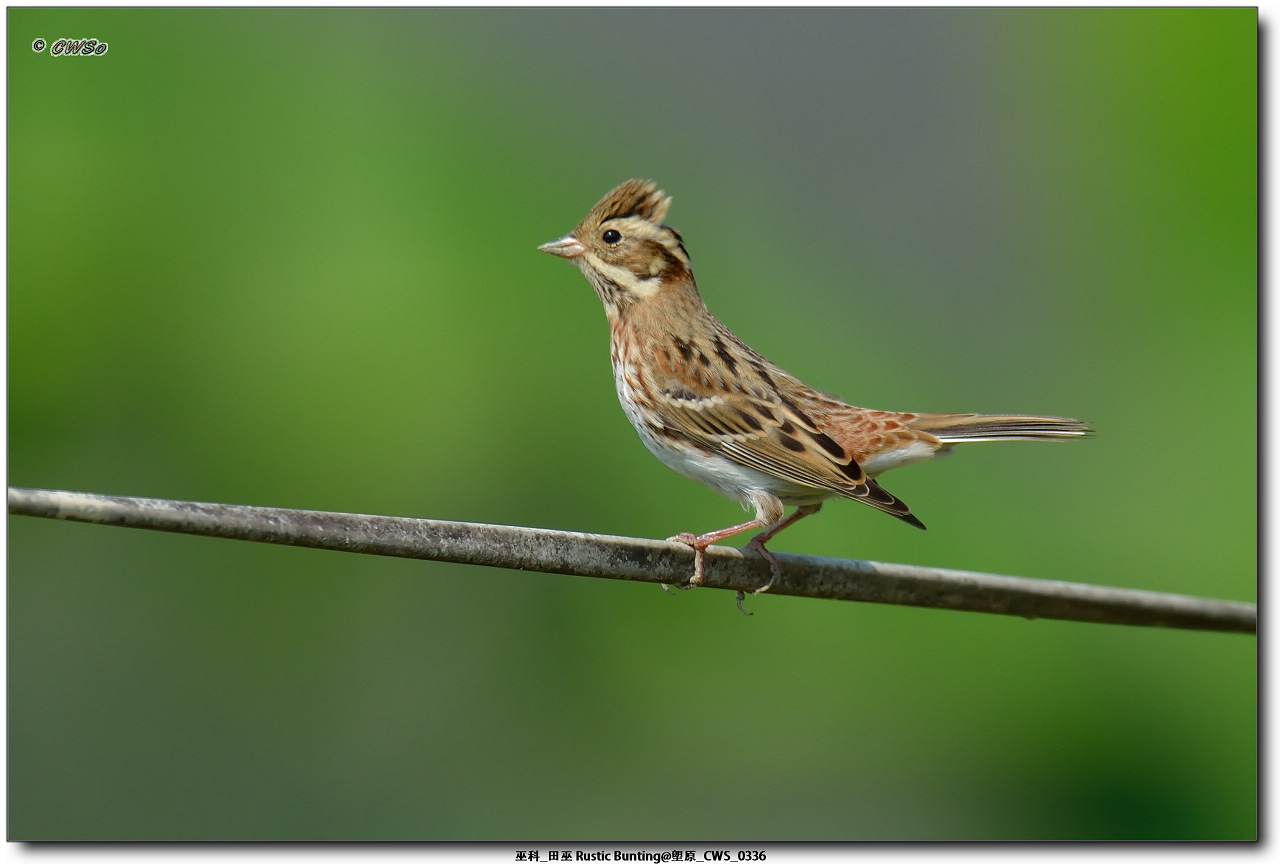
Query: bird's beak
538,233,586,259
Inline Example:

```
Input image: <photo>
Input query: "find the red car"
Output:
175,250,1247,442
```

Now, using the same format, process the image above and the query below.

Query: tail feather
909,413,1091,443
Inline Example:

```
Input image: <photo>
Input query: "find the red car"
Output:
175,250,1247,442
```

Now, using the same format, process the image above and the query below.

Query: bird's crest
585,179,671,227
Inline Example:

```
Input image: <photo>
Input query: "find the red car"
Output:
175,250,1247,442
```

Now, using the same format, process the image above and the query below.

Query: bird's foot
666,532,706,589
668,528,764,615
745,537,784,595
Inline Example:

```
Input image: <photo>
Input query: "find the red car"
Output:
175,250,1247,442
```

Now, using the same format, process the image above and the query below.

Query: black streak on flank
656,424,688,445
696,350,711,367
712,337,739,374
673,337,694,362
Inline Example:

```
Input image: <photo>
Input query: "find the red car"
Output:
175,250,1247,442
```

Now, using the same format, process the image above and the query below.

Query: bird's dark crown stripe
599,191,662,224
617,197,657,220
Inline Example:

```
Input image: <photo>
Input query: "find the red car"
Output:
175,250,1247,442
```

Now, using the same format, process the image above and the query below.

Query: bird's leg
666,494,811,613
667,517,768,588
745,503,824,594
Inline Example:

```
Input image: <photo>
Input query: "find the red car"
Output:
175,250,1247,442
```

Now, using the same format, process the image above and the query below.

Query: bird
539,179,1088,612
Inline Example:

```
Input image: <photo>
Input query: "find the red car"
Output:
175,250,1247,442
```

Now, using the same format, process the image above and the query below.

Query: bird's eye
602,229,622,245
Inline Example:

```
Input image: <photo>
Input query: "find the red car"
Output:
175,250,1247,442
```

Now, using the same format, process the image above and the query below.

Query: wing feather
644,327,925,527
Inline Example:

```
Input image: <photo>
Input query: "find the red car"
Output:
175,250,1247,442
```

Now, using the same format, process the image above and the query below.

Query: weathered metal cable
7,487,1255,634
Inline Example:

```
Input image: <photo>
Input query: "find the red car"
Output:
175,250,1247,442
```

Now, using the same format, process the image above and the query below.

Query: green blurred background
8,8,1255,840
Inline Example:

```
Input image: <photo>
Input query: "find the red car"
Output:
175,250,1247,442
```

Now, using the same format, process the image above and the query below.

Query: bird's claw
666,532,706,587
665,530,773,614
746,538,783,595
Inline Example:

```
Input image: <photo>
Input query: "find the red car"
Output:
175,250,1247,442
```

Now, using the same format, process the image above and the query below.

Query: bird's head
539,179,695,314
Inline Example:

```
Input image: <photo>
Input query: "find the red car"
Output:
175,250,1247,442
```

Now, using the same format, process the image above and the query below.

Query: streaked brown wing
646,336,924,527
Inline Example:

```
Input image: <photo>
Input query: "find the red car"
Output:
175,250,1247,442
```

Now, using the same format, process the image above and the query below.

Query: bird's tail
908,413,1091,443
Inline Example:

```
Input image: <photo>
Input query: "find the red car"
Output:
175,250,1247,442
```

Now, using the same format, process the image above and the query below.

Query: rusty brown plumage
539,179,1089,611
